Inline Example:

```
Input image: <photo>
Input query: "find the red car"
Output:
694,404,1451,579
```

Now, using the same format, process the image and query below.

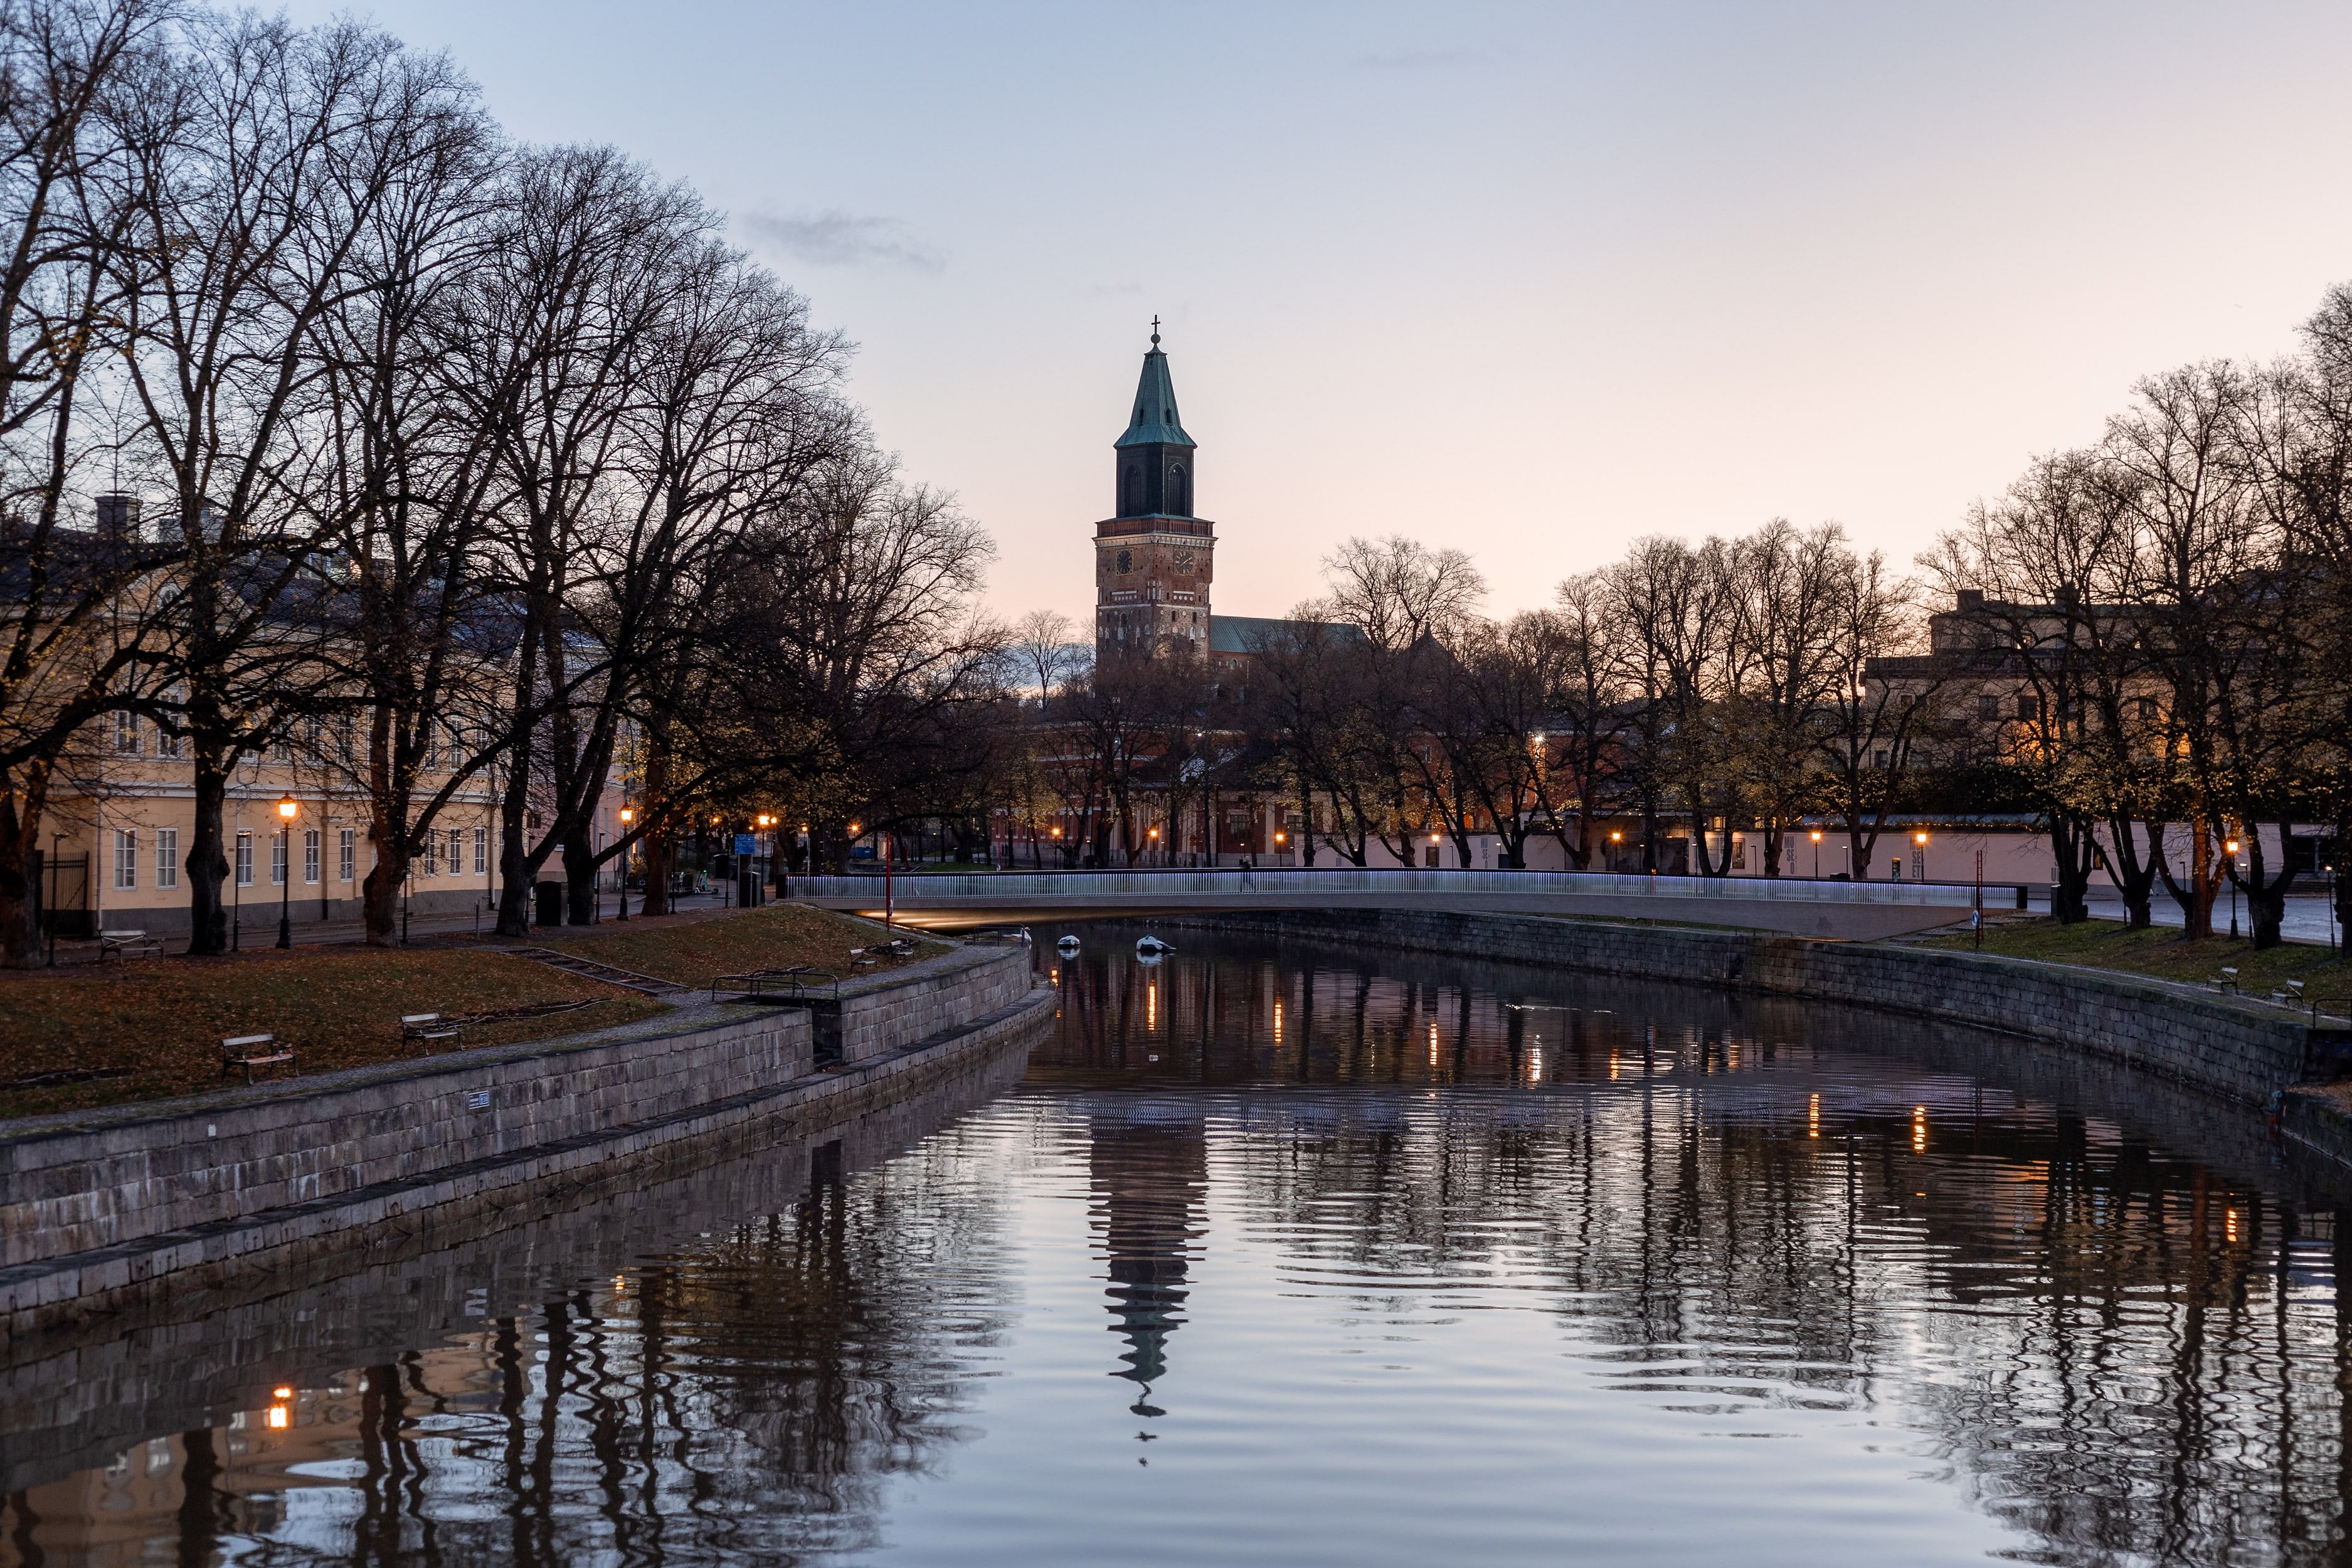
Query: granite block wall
1184,909,2336,1105
0,941,1046,1343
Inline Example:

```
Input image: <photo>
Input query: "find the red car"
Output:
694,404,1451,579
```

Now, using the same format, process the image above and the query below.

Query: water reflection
6,924,2352,1565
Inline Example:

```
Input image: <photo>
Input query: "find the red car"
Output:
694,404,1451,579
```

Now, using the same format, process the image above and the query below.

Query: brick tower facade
1096,324,1212,660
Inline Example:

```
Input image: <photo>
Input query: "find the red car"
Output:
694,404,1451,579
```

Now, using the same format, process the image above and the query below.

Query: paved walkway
38,888,751,968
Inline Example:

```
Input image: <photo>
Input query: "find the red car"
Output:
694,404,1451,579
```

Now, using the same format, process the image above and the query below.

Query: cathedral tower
1096,322,1212,659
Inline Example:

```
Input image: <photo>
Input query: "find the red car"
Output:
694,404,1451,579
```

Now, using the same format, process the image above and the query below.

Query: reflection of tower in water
1089,1107,1208,1417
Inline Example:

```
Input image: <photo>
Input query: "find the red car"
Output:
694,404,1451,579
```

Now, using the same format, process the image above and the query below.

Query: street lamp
616,805,633,921
275,795,298,949
1810,829,1823,879
2225,837,2242,940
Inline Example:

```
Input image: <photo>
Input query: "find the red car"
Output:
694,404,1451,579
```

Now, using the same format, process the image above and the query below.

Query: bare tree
0,0,176,963
112,14,477,952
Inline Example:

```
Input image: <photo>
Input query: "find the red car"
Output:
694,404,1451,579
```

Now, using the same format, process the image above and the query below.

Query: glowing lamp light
1914,831,1929,846
1051,825,1062,838
1810,830,1823,844
1430,833,1441,845
275,793,298,822
267,1406,290,1430
272,1386,294,1400
1610,830,1623,843
849,822,861,835
2226,838,2240,855
618,806,633,826
1274,831,1286,844
1148,827,1160,839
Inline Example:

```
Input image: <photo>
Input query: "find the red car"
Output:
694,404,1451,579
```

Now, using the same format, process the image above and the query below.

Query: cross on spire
1150,315,1160,347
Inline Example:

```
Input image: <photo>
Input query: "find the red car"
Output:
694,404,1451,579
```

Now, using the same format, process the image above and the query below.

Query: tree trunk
495,775,536,937
361,810,404,946
2051,813,2096,924
0,783,43,967
564,827,598,924
641,830,675,916
185,747,234,956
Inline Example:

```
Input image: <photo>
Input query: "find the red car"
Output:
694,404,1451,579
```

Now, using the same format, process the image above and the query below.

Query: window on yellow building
157,827,177,891
114,712,139,755
235,832,252,887
114,829,137,890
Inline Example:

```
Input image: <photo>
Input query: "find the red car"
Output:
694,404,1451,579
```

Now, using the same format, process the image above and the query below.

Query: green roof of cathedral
1115,331,1195,450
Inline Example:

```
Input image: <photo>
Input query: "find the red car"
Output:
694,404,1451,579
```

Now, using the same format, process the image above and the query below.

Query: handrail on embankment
790,867,1993,908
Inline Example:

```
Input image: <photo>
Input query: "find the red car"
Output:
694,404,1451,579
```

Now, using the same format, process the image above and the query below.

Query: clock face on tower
1172,549,1195,573
1115,549,1133,573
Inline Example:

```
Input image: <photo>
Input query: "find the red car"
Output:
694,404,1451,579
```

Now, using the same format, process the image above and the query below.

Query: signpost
734,832,757,908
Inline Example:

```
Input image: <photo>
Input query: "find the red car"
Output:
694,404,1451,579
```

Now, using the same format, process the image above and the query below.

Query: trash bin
534,879,564,928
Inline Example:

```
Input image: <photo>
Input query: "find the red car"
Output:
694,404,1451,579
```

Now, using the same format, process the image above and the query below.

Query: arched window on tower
1123,465,1143,514
1168,464,1188,516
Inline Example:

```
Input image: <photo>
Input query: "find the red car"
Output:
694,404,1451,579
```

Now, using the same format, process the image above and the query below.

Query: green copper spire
1115,317,1195,451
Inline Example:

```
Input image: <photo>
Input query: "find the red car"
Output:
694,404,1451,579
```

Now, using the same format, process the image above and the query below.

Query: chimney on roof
1954,589,1984,612
95,492,141,544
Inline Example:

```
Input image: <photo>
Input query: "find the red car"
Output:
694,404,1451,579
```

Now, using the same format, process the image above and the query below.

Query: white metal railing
789,868,1984,908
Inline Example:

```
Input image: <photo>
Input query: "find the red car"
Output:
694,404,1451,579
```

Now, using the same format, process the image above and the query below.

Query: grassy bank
1913,919,2351,1012
540,903,945,989
0,948,659,1120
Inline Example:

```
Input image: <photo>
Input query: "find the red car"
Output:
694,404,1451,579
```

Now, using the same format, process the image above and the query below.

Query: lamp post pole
275,795,297,950
2227,837,2241,940
616,807,633,921
1811,830,1821,879
46,832,61,967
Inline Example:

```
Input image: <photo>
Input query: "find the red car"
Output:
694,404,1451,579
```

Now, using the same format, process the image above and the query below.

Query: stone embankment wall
825,947,1039,1064
0,941,1048,1346
1184,909,2347,1106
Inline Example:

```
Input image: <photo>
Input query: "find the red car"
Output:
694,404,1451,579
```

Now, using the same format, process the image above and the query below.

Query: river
3,922,2349,1566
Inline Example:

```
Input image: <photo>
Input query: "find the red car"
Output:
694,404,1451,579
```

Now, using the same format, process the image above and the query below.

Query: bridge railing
789,868,1986,908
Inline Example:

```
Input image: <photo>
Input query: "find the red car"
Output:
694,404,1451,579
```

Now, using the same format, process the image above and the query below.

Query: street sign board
733,834,756,856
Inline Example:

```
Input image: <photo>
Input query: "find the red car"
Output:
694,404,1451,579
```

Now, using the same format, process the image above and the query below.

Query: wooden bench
400,1012,464,1047
99,929,164,961
2207,967,2240,994
221,1034,295,1083
2268,978,2316,1020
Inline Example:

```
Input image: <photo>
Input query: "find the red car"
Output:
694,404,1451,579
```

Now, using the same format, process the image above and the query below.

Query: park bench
400,1012,464,1048
2269,979,2317,1021
2207,967,2240,994
221,1034,295,1083
98,928,164,961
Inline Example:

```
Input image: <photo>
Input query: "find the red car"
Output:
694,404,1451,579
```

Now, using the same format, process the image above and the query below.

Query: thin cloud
1352,47,1480,70
739,210,945,270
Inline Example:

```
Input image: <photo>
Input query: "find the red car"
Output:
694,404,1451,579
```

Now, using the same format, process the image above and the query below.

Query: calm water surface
6,924,2352,1567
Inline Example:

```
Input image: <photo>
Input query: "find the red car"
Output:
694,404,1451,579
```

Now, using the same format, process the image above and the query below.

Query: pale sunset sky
287,1,2352,622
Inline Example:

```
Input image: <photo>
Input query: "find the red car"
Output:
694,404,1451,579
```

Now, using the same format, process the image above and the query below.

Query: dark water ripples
6,926,2352,1565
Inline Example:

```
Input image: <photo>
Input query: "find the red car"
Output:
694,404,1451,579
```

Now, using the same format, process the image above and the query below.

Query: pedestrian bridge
789,868,2000,941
